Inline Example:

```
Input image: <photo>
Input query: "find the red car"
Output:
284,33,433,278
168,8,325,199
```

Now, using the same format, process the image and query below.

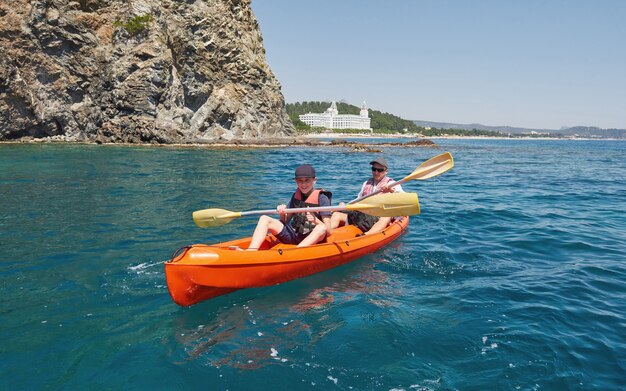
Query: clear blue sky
250,1,626,130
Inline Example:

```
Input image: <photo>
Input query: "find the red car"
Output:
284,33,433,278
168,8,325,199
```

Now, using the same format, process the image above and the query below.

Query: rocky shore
0,0,293,143
1,134,438,150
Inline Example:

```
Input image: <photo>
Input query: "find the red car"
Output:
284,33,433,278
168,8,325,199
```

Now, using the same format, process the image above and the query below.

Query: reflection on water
165,242,475,384
166,238,476,373
168,253,403,369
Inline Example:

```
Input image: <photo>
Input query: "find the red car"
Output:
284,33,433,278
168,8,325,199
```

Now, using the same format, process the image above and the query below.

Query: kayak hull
165,217,409,306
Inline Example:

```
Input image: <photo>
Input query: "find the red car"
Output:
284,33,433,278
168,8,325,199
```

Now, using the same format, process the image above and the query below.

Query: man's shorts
347,211,380,233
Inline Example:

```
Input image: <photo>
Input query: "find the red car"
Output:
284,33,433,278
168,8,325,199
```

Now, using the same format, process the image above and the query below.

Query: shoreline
0,136,434,150
1,134,621,148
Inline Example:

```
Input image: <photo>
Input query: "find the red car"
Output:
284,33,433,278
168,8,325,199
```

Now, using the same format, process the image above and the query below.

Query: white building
299,101,371,130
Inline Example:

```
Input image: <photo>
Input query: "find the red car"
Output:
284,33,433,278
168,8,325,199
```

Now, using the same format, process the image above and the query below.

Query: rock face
0,0,294,143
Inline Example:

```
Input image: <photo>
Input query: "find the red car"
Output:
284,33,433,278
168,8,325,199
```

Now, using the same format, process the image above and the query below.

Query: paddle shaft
240,205,360,217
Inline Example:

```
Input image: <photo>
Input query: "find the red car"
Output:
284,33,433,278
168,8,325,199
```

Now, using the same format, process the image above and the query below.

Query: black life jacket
288,189,332,236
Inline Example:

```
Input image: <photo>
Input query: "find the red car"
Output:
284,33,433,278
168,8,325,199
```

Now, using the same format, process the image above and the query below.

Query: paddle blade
405,151,454,181
348,192,420,217
193,208,242,228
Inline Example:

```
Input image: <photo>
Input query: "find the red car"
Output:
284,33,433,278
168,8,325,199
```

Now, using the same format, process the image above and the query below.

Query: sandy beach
301,132,418,139
300,132,612,141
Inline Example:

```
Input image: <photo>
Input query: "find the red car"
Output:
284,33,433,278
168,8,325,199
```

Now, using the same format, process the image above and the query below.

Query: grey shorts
275,224,303,245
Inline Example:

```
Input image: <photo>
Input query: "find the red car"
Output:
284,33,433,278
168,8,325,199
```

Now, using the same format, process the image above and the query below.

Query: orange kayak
165,217,409,306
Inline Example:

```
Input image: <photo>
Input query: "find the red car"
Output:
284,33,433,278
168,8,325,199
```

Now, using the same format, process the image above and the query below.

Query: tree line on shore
286,101,507,137
286,101,625,139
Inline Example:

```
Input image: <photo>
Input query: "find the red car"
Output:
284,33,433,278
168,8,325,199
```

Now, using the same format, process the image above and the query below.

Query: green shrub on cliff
113,14,154,36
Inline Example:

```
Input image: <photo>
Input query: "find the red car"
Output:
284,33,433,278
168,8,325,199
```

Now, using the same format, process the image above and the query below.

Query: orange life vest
289,189,332,236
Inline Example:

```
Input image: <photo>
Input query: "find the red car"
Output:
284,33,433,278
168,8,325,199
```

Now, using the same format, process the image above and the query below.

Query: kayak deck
165,217,409,306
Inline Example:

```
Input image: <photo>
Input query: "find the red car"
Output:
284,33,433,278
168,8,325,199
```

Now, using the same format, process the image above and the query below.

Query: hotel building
299,101,371,130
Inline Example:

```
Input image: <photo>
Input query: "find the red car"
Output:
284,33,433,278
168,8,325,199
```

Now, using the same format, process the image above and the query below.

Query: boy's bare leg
297,224,328,247
247,215,285,250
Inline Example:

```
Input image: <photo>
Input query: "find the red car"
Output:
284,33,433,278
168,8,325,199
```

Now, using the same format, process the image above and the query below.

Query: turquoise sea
1,139,625,390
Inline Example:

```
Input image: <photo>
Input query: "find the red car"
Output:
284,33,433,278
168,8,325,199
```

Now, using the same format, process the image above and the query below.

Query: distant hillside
555,126,626,139
413,120,626,138
412,120,545,134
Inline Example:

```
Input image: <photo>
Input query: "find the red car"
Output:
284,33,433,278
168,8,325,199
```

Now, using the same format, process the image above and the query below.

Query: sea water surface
1,139,625,390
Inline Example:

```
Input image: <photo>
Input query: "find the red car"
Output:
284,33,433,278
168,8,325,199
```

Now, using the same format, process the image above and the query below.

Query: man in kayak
243,164,332,250
330,157,404,235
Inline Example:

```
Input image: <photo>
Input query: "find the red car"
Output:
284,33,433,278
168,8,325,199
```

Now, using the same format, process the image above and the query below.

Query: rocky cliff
0,0,294,143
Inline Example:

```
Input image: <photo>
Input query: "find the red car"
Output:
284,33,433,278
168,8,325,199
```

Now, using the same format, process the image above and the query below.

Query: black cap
294,164,316,178
370,157,389,169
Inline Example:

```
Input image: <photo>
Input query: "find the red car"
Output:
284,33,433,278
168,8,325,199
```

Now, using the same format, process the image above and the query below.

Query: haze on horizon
251,1,626,130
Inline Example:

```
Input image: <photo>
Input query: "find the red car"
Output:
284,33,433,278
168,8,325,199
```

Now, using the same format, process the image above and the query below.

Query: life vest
289,189,332,236
360,176,393,197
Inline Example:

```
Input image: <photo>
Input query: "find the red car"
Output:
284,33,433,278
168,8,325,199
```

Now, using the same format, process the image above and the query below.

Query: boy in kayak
330,157,404,235
243,164,332,250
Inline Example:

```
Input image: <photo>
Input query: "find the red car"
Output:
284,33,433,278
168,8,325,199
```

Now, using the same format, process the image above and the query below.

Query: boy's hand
305,212,316,224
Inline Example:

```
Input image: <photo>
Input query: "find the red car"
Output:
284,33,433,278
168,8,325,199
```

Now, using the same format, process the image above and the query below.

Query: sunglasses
371,167,386,172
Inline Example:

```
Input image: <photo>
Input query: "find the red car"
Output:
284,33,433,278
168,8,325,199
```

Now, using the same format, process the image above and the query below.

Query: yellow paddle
193,192,420,228
349,151,454,204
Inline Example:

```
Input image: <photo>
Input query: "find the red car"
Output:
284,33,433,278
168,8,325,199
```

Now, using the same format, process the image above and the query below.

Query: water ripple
1,140,625,389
